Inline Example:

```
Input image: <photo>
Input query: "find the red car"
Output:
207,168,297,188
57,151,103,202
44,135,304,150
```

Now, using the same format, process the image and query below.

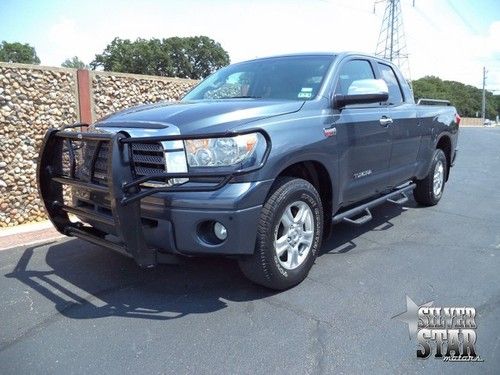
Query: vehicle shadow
319,200,409,255
5,241,275,321
5,200,410,321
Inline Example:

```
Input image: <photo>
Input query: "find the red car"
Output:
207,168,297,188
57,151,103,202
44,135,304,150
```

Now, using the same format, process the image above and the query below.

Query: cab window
377,63,403,105
336,60,375,95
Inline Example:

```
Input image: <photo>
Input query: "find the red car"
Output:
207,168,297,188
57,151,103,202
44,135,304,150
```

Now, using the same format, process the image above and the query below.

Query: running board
387,191,409,205
332,183,415,226
342,208,372,225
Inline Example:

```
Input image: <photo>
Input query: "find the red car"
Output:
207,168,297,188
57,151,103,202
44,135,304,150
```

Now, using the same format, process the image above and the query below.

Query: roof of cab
235,52,337,63
235,51,391,64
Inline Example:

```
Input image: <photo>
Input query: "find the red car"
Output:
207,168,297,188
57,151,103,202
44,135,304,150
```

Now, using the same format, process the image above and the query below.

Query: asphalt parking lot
1,127,499,374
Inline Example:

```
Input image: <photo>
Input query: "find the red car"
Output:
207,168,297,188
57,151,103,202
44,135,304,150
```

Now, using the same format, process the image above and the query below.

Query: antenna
374,0,413,81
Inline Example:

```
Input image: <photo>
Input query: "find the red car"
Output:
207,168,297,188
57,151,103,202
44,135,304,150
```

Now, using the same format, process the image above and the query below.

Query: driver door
334,58,392,204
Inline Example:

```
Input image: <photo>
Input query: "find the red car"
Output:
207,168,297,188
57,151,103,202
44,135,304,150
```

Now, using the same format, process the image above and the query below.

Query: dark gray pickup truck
38,52,459,289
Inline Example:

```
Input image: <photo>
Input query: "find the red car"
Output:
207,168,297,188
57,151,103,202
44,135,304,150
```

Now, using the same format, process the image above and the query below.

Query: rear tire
238,178,323,290
413,149,447,206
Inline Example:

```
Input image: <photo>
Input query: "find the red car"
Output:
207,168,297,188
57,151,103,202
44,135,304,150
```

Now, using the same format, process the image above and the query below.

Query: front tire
238,178,323,290
413,149,447,206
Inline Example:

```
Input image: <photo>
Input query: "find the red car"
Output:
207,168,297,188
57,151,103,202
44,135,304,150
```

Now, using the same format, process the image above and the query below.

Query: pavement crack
308,320,328,375
23,290,34,311
264,295,332,375
476,291,500,316
263,297,334,328
0,280,145,353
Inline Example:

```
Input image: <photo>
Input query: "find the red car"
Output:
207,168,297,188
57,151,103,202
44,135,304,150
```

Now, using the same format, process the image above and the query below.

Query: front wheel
413,149,447,206
238,178,323,290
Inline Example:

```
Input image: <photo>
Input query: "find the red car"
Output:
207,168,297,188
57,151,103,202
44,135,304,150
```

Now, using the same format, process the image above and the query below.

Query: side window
377,63,403,105
336,60,375,96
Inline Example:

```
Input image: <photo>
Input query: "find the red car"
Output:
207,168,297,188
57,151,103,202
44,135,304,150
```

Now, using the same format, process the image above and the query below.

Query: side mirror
334,79,389,108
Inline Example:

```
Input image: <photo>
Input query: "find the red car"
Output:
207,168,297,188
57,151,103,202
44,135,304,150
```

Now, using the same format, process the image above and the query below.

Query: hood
94,99,304,134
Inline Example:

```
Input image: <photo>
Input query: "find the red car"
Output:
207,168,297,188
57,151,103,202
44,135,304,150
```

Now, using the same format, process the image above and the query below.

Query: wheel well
436,136,452,180
276,161,333,238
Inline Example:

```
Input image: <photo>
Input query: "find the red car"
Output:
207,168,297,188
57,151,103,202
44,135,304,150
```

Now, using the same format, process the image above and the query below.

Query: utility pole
481,66,487,123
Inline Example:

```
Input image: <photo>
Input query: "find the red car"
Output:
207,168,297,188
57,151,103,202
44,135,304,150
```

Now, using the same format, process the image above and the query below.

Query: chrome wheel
274,201,314,270
433,160,444,196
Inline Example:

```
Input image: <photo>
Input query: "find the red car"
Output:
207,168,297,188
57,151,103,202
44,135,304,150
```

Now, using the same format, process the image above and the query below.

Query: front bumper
37,125,271,267
142,196,264,256
90,181,271,256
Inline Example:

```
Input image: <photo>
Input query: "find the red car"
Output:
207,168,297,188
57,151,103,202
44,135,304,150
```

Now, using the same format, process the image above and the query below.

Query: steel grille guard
37,124,271,268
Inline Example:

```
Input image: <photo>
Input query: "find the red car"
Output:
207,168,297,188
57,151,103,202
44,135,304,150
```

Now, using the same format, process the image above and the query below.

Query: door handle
379,116,393,127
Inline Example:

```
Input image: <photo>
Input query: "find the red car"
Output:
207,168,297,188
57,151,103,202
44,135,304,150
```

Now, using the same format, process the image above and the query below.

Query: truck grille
130,143,166,178
63,140,166,186
92,142,109,184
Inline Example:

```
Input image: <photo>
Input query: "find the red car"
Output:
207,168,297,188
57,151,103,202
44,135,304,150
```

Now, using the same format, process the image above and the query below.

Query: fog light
214,222,227,241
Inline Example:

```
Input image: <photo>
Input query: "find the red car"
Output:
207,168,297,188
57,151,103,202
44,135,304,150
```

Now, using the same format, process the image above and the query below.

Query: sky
0,0,499,91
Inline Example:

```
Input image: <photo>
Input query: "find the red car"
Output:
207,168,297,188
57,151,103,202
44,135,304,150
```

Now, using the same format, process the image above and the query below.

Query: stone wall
461,117,484,127
91,71,197,121
0,63,79,227
0,62,198,227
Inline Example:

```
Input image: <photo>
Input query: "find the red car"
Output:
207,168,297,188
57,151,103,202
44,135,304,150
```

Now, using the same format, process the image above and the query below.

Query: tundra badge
354,170,372,179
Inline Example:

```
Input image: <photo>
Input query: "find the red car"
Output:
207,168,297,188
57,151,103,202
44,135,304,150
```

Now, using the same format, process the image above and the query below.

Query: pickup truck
37,52,459,290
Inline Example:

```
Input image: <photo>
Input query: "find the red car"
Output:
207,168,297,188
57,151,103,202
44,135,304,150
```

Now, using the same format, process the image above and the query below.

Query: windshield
182,55,334,101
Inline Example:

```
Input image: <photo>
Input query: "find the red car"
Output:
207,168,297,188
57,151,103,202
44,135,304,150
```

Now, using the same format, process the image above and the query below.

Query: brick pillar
77,69,92,124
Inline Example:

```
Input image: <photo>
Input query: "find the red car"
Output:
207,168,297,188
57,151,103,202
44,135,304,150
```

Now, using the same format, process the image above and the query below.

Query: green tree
91,36,230,79
493,95,500,118
413,76,498,118
61,56,88,69
0,41,40,64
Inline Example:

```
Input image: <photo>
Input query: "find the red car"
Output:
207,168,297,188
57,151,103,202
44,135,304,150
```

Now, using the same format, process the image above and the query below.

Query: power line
445,0,478,34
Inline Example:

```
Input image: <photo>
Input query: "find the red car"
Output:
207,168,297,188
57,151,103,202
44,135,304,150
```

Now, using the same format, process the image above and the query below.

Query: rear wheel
414,149,447,206
238,178,323,290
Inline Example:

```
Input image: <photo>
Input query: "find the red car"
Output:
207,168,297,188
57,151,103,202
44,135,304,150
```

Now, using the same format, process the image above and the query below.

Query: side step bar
342,208,373,225
332,183,415,226
387,192,409,205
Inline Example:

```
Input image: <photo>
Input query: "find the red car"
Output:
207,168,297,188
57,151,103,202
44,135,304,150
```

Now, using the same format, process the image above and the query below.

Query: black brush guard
37,125,270,268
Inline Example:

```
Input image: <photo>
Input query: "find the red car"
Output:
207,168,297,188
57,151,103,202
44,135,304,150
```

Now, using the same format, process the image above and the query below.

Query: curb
0,220,64,251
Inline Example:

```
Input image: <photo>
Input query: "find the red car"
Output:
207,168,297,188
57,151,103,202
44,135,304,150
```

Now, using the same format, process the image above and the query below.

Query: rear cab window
377,63,404,105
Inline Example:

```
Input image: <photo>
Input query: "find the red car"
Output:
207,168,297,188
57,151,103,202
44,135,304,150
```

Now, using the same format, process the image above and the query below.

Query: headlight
184,132,266,168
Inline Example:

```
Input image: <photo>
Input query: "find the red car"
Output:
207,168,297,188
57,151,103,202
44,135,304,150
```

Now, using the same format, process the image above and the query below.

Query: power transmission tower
375,0,412,81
